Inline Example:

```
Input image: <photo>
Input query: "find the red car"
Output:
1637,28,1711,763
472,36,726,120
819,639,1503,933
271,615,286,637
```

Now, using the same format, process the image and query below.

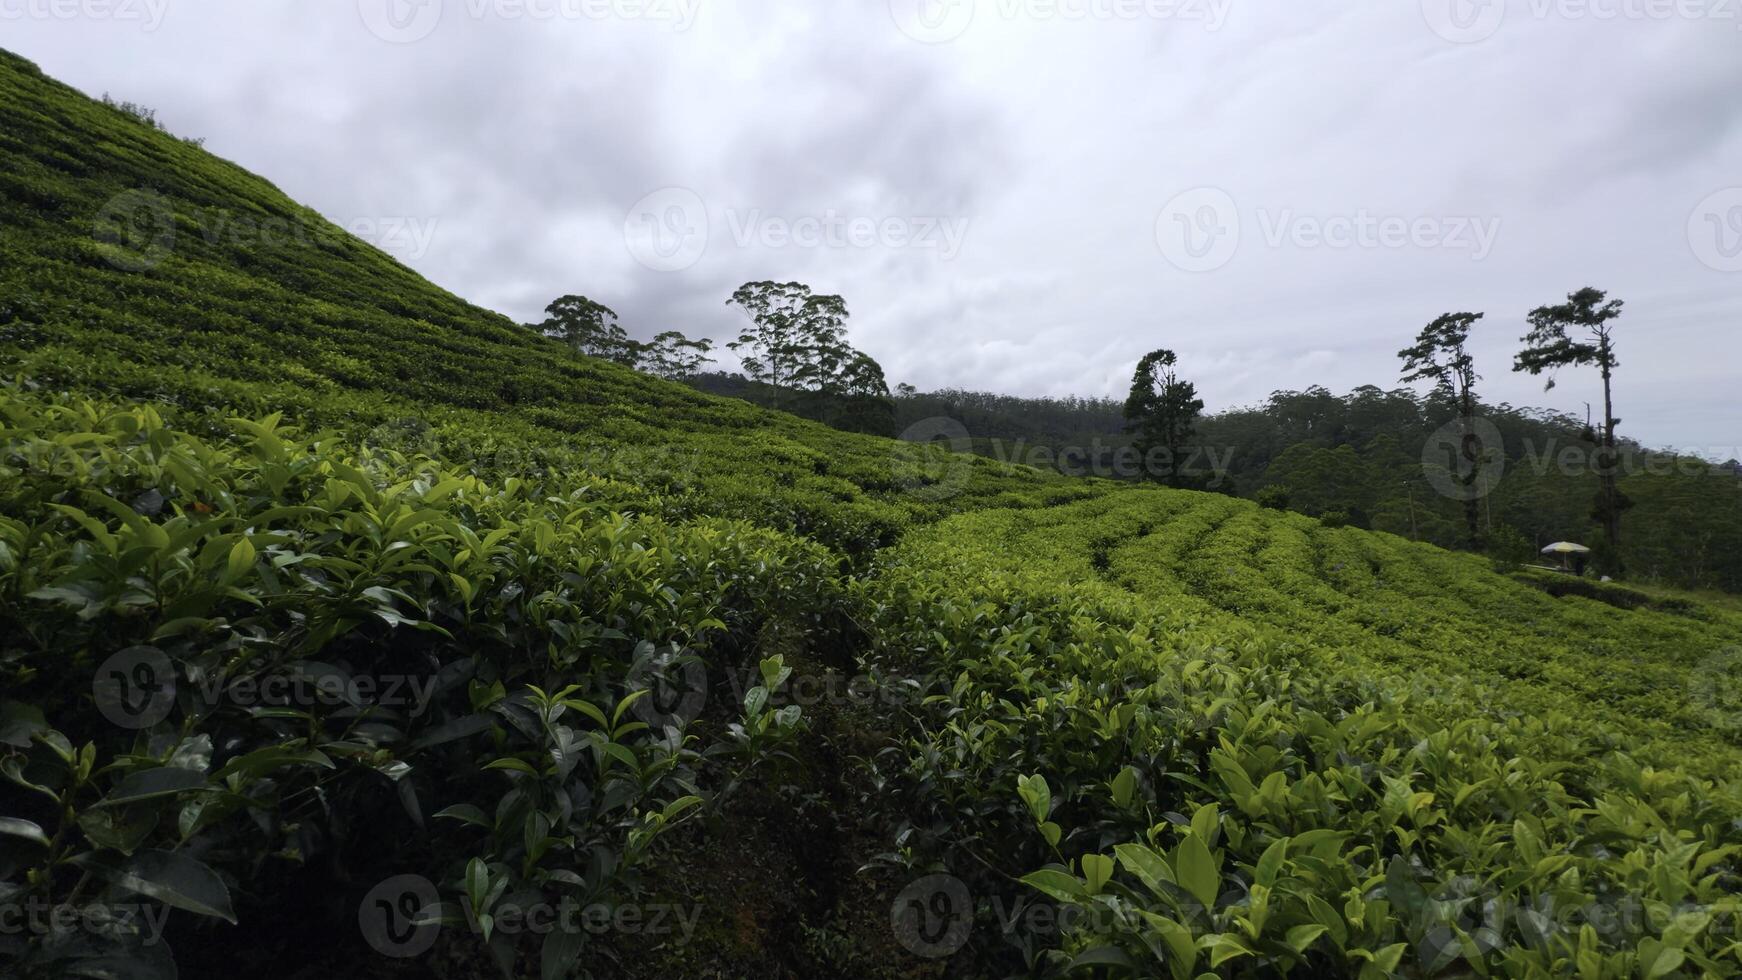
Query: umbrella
1540,542,1591,555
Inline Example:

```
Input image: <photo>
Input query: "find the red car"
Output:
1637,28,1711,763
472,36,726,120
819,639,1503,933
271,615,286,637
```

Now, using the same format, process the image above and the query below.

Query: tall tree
1400,311,1486,548
827,351,890,399
724,281,850,401
1123,349,1204,486
537,295,638,366
1514,287,1629,572
639,330,714,379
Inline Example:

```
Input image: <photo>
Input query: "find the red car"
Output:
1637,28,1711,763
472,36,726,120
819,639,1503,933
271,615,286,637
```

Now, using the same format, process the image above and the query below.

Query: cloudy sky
9,0,1740,451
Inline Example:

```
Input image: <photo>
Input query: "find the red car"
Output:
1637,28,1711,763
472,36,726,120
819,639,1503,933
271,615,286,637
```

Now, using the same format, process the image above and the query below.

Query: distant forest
688,373,1742,593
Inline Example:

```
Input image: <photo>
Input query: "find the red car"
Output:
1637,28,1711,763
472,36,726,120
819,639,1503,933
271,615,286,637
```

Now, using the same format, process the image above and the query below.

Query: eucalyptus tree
1400,311,1486,548
1514,287,1629,572
536,294,639,366
724,281,850,403
639,331,714,379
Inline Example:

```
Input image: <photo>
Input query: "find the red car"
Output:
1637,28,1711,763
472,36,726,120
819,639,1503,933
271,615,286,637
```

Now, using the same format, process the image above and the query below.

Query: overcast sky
8,1,1740,452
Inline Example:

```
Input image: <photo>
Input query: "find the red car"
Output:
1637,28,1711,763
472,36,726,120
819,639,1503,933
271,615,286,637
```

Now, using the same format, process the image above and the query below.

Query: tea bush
0,388,839,976
856,494,1742,976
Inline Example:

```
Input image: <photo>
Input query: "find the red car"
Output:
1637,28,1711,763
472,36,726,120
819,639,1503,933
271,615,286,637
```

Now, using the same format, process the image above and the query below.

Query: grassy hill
1,49,1738,980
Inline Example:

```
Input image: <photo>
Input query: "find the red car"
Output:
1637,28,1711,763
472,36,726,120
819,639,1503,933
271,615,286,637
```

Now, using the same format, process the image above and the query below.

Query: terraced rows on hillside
892,491,1742,778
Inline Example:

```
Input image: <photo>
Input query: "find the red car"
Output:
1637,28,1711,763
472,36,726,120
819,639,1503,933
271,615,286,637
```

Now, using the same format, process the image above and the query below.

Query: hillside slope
2,49,1738,980
0,47,1091,559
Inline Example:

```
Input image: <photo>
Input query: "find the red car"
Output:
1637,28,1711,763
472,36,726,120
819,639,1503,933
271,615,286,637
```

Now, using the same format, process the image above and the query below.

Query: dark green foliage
638,330,714,380
1515,288,1629,573
535,294,639,365
859,492,1742,977
1486,523,1535,573
0,388,829,978
533,296,714,379
1123,349,1204,487
1399,312,1486,548
723,281,887,399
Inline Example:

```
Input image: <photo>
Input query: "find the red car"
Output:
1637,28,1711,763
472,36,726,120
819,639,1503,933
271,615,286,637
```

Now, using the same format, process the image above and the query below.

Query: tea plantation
1,48,1738,979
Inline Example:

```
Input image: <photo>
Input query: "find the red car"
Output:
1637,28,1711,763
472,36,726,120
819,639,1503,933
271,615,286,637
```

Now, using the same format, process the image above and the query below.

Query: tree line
534,282,1739,590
